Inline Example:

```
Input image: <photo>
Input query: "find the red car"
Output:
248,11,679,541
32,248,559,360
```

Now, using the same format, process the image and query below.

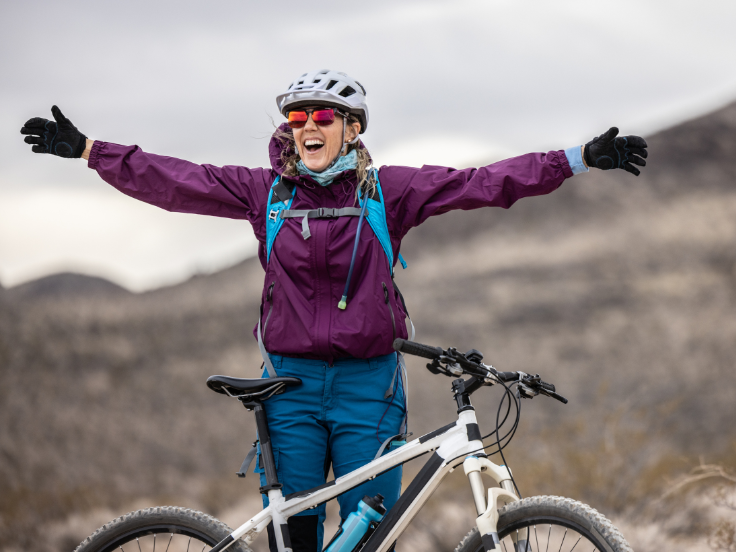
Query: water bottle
324,494,386,552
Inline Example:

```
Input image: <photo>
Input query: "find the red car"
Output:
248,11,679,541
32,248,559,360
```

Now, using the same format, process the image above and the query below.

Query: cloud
2,0,736,288
0,188,257,291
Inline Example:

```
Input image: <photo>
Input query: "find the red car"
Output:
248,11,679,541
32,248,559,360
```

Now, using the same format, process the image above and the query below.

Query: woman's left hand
583,127,648,176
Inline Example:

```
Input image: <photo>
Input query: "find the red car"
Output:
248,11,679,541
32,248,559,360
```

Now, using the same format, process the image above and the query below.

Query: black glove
583,127,648,176
20,106,88,158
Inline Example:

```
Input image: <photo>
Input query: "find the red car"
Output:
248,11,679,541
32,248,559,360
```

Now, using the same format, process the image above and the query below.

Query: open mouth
304,139,325,153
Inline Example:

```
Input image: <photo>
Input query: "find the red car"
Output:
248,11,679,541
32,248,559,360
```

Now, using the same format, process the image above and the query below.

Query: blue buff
297,149,358,186
565,145,589,175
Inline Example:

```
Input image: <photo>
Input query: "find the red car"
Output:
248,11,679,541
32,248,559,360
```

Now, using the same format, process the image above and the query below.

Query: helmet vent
339,86,356,98
326,80,338,90
313,78,321,83
298,80,304,85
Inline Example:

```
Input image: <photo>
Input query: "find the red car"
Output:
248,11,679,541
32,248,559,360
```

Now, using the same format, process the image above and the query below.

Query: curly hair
273,115,376,201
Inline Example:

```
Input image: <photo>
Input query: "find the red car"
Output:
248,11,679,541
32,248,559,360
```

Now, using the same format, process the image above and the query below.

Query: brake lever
426,359,445,375
517,381,538,399
425,358,462,378
436,351,464,376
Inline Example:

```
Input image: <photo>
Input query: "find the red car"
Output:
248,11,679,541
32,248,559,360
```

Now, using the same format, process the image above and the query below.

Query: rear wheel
454,496,632,552
74,506,252,552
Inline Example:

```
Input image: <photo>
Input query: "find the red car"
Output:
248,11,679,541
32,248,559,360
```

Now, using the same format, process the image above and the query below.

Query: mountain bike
75,339,632,552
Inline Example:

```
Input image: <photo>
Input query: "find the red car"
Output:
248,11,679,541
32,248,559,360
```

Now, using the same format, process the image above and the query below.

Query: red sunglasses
287,107,345,129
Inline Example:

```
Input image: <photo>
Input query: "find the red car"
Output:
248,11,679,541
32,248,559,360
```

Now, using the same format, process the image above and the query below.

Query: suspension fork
464,456,527,552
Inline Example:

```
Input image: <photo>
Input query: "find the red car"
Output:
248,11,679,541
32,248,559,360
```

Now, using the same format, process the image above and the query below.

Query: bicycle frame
210,407,519,552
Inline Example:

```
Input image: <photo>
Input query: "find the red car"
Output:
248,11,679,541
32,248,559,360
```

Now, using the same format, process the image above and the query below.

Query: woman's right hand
20,106,89,159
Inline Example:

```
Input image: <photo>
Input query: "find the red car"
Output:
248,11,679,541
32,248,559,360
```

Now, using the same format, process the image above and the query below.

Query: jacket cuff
564,146,589,175
87,140,104,170
556,149,574,179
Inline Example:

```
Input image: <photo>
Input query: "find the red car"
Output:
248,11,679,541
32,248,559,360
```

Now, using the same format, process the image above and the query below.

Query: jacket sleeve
87,141,274,241
379,150,573,239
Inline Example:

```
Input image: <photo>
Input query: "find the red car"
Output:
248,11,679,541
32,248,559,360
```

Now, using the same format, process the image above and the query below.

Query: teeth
305,139,324,146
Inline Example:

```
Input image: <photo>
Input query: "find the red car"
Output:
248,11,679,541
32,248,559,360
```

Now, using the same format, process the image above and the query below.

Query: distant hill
7,272,130,301
400,100,736,251
3,101,736,552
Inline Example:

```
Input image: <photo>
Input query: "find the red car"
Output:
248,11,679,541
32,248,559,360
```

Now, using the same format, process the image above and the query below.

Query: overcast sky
2,0,736,291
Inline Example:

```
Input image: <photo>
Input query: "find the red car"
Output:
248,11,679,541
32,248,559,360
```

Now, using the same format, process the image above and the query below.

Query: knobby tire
74,506,251,552
454,496,632,552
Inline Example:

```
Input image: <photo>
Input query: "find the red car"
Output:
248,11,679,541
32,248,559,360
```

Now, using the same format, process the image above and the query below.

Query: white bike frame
210,408,521,552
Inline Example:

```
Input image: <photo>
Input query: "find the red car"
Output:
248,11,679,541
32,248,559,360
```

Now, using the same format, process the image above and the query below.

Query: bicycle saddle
206,375,302,399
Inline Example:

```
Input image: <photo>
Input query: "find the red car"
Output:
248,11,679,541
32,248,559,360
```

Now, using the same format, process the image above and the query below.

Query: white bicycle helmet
276,70,369,134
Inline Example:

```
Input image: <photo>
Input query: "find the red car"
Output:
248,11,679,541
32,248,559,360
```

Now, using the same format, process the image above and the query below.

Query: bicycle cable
446,377,523,498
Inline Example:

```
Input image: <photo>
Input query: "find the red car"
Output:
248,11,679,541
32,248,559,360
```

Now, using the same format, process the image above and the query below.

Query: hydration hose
338,191,368,310
335,111,364,310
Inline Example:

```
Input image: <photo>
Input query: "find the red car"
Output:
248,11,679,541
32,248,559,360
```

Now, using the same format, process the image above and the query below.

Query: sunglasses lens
287,110,308,128
287,108,336,128
312,109,336,126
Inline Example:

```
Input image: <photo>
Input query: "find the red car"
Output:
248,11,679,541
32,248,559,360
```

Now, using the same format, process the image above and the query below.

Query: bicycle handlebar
392,338,568,404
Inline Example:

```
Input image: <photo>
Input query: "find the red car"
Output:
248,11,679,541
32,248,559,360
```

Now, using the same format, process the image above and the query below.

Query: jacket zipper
314,219,331,359
263,281,275,337
382,282,396,342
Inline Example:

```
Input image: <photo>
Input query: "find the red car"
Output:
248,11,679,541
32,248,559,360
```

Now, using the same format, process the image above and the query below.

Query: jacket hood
269,122,371,175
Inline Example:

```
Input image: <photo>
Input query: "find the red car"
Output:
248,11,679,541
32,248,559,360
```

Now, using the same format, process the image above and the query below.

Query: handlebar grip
545,390,568,404
496,371,518,382
393,338,443,360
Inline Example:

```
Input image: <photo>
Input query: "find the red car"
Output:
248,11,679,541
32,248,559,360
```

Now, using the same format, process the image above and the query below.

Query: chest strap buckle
318,208,338,218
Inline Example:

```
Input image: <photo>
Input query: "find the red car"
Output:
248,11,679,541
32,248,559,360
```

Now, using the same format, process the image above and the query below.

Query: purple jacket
89,124,572,362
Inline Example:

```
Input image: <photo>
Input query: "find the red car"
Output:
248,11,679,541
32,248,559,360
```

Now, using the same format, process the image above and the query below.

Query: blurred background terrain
2,100,736,552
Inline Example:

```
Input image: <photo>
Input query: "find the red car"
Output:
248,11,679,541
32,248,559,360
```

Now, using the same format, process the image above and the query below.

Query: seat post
251,401,282,494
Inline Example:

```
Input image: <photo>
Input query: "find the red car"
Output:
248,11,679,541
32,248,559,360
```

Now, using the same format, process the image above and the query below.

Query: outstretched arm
381,127,648,239
380,149,573,239
20,106,273,236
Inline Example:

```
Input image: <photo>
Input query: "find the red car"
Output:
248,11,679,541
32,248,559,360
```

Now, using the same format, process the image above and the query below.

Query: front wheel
454,496,632,552
74,506,252,552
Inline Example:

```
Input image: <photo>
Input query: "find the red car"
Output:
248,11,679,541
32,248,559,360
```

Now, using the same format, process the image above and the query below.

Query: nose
303,112,318,131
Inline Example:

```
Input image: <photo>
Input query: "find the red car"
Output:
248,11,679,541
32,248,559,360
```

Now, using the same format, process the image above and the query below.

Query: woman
20,69,647,552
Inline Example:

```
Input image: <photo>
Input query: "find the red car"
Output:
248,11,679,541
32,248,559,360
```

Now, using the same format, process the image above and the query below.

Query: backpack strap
236,440,258,478
260,176,294,376
266,176,296,263
361,170,394,273
363,169,415,337
362,169,408,274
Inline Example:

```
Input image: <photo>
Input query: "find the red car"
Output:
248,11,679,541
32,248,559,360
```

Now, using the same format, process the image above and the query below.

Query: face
292,108,361,172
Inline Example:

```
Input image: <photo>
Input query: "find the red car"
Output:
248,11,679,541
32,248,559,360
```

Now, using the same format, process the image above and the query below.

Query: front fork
464,457,527,552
